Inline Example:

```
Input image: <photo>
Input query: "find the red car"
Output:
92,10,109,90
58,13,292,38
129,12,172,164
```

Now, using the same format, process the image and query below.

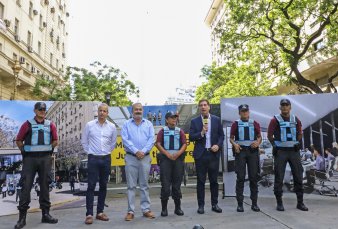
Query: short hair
198,99,210,106
131,102,143,112
98,103,109,111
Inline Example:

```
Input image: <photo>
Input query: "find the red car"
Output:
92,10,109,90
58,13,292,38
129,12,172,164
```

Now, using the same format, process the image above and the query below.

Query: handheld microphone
203,115,208,125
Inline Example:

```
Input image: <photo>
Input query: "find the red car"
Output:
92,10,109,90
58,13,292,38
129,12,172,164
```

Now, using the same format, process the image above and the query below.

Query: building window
39,14,43,28
0,3,4,20
58,15,61,27
16,0,21,7
14,18,19,35
38,41,41,55
0,43,2,52
27,31,32,46
56,59,59,69
50,53,53,66
29,2,33,18
13,53,17,60
314,39,325,51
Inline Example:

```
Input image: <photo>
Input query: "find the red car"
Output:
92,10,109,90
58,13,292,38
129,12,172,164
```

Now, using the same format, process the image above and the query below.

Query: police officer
156,111,187,217
268,98,308,212
230,104,261,212
15,102,58,229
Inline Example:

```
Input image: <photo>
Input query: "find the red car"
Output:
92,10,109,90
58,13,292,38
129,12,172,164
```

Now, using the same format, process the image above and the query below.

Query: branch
299,3,338,57
327,70,338,93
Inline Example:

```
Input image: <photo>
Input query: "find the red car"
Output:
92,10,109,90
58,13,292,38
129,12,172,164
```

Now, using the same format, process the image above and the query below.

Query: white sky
67,0,212,105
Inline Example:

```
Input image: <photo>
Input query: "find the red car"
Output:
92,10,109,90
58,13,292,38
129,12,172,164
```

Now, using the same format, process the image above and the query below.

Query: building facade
165,86,196,105
205,0,338,92
0,0,69,100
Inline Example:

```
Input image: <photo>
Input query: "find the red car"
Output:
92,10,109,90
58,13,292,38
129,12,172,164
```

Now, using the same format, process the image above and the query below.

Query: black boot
296,195,308,211
276,197,284,211
161,199,168,217
41,209,58,224
14,210,27,229
251,200,260,212
174,199,184,216
237,202,244,212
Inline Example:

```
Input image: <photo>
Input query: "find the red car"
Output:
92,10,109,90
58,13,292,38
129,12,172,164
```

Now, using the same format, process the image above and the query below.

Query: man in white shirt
81,103,117,225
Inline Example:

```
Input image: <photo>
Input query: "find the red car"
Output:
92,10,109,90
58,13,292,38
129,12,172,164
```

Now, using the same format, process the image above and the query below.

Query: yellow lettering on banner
111,134,195,166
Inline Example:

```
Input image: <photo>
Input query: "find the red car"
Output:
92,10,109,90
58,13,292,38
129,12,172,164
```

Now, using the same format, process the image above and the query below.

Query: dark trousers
274,150,304,201
195,150,220,207
86,154,111,216
159,155,184,200
234,148,259,203
16,189,21,202
18,154,51,211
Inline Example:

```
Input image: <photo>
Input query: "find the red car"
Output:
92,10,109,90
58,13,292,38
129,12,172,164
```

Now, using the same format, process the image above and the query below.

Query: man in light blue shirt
122,103,155,221
81,103,117,225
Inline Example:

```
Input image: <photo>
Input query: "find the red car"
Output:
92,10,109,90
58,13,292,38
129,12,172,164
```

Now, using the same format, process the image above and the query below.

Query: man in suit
189,99,225,214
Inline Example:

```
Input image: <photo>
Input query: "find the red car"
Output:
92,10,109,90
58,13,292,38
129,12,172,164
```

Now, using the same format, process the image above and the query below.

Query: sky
67,0,212,105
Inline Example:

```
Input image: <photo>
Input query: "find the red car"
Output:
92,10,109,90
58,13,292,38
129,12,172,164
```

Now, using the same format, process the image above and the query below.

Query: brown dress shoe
96,213,109,221
143,211,155,219
85,215,93,225
125,213,134,221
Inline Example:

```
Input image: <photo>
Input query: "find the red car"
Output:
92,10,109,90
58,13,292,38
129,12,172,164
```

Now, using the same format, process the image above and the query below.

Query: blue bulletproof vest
163,126,180,154
24,119,53,152
235,119,255,146
274,114,298,148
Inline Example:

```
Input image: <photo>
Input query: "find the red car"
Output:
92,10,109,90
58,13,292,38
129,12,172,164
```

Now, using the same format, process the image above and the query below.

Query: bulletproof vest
235,119,255,146
23,119,53,152
163,126,180,154
274,114,298,148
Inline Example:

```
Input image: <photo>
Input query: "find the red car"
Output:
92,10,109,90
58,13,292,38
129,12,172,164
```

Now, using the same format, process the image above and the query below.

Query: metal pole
331,112,336,143
319,120,325,168
310,125,313,145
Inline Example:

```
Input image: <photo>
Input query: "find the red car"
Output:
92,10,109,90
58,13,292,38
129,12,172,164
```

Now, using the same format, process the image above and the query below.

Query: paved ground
1,186,337,229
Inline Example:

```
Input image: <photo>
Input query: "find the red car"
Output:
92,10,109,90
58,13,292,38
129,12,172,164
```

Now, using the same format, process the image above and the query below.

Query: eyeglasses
38,108,46,111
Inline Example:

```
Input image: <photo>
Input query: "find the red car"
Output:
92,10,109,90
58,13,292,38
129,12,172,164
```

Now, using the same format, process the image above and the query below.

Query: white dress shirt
81,119,117,156
201,114,211,148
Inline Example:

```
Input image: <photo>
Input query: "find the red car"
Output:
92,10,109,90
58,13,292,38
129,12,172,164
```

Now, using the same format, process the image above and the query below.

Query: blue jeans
86,154,111,216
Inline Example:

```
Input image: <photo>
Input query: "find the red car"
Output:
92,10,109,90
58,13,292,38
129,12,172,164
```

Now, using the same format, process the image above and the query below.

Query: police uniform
268,99,308,211
156,111,187,217
230,104,261,212
15,102,58,229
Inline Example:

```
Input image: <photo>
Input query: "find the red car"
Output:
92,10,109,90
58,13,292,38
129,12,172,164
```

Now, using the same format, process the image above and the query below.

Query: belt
126,152,150,157
88,154,111,158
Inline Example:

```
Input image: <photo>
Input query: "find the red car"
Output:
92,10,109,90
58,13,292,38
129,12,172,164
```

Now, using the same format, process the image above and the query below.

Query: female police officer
156,111,187,217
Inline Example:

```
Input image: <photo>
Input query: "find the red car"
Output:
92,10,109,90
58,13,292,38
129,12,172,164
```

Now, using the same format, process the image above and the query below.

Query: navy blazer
189,114,225,160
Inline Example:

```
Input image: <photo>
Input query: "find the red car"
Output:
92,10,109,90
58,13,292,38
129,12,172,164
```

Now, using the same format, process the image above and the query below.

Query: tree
215,0,338,94
196,63,277,103
33,61,139,105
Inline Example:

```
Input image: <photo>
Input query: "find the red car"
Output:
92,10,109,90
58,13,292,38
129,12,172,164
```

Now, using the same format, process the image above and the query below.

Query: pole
331,112,336,143
310,125,313,146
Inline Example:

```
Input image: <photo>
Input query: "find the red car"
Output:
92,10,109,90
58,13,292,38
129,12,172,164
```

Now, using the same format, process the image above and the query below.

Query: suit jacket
189,114,225,160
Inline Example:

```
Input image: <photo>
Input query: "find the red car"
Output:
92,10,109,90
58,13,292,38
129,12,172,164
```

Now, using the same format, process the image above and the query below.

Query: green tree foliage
196,63,277,103
33,61,139,105
215,0,338,94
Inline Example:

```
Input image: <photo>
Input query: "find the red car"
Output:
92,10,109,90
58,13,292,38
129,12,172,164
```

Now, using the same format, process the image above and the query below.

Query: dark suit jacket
189,114,225,160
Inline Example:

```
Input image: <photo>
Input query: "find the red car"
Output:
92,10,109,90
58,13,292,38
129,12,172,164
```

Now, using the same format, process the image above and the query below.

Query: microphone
203,115,208,125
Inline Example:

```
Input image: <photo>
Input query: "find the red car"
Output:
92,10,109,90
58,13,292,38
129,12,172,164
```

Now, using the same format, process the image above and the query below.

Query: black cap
34,102,47,110
165,111,178,119
280,99,291,105
238,104,249,111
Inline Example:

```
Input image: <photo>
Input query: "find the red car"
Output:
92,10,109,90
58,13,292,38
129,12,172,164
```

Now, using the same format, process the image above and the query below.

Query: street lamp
104,91,112,106
11,60,22,100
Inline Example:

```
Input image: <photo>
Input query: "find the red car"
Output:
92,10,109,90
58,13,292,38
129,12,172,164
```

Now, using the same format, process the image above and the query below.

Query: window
27,31,32,46
29,2,33,18
314,39,325,51
39,14,43,28
38,41,41,55
0,3,4,20
14,18,19,35
0,43,2,52
58,15,61,27
13,53,17,60
50,53,53,66
16,0,21,7
56,59,59,69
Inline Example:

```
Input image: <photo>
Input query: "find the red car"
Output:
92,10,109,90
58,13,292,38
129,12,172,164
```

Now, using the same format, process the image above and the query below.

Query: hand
136,151,145,160
171,153,180,160
201,124,208,135
233,144,242,154
211,145,219,153
251,141,260,149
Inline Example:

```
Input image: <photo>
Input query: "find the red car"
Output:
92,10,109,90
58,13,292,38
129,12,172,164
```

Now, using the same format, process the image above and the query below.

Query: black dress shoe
276,203,285,211
211,205,222,213
237,205,244,212
251,204,260,212
197,207,204,214
297,203,308,211
161,209,168,217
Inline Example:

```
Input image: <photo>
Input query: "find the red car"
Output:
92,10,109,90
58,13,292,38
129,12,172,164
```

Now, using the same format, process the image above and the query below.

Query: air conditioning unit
4,19,10,27
43,22,47,27
31,66,36,73
44,0,49,5
14,35,20,42
19,57,25,64
51,7,55,13
28,46,33,53
33,10,38,16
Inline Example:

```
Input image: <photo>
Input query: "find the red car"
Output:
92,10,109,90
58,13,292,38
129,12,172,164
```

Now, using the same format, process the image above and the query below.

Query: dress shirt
81,119,117,156
121,118,155,154
201,114,211,148
315,155,325,171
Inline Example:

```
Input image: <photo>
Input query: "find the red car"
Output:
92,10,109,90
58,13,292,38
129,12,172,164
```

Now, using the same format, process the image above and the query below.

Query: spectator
314,149,325,171
1,182,7,198
331,142,338,157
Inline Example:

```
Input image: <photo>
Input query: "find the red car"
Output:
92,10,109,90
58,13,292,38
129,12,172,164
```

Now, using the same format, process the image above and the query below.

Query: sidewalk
0,183,82,216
